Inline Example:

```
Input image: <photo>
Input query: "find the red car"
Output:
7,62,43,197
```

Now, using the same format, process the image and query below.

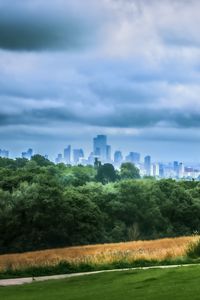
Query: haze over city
1,0,200,161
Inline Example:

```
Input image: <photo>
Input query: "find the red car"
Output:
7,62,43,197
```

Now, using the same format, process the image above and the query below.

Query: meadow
0,236,198,272
1,265,200,300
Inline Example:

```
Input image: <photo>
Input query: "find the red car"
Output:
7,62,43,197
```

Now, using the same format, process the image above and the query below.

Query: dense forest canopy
0,155,199,254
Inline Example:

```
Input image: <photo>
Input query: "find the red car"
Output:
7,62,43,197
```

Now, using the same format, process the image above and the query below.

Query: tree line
0,155,199,254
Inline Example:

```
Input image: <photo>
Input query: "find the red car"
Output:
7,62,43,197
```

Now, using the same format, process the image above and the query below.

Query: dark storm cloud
0,108,76,126
1,101,200,130
0,1,96,51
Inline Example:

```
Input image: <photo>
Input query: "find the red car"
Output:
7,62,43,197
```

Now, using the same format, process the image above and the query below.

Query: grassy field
0,236,198,272
1,265,200,300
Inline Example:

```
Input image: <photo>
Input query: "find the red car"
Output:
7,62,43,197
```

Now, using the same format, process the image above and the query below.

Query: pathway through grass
0,265,200,300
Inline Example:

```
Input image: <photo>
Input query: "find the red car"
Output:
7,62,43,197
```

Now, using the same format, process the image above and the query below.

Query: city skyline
1,133,200,167
2,133,200,179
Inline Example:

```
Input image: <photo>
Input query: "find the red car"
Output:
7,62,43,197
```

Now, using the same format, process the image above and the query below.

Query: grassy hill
1,265,200,300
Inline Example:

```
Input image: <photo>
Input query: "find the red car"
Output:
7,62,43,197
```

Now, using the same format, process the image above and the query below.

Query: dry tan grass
0,236,198,271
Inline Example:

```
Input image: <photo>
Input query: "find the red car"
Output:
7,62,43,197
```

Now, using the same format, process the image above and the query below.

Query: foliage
96,163,117,184
0,157,200,253
120,162,140,179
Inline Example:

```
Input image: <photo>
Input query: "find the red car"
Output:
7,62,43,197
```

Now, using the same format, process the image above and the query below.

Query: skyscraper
93,135,107,162
178,162,185,178
173,161,179,177
144,155,151,176
64,145,71,164
125,152,140,164
152,163,160,177
55,153,63,164
114,151,123,166
106,145,111,162
73,149,84,165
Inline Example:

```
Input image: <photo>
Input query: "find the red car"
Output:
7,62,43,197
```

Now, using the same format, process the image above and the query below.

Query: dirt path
0,263,200,287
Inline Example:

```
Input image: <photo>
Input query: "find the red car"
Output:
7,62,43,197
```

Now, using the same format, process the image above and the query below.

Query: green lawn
1,266,200,300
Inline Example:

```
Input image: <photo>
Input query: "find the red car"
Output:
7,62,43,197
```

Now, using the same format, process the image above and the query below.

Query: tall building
179,162,185,178
144,155,151,176
159,164,164,178
93,135,107,162
55,153,63,164
126,152,140,164
73,149,84,165
88,152,94,165
106,145,111,162
152,163,160,177
64,145,71,164
173,161,179,177
114,151,123,166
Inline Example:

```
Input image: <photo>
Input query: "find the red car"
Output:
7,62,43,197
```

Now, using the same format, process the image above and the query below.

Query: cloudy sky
1,0,200,161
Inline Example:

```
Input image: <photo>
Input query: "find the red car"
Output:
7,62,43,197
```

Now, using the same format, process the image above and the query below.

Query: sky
1,0,200,161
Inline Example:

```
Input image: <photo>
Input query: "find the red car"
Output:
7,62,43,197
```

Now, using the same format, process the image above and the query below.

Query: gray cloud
0,1,97,51
1,100,200,130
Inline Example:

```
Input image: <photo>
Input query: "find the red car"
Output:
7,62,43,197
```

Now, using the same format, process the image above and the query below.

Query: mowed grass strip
0,236,198,271
0,265,200,300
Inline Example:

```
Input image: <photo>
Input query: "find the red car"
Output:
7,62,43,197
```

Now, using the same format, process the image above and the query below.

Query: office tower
173,161,179,177
0,149,9,158
88,152,94,165
93,135,107,162
178,162,185,178
73,149,84,165
152,163,160,177
114,151,123,166
126,152,140,164
159,164,164,178
64,145,71,164
106,145,111,162
21,148,33,160
144,155,151,176
55,153,63,164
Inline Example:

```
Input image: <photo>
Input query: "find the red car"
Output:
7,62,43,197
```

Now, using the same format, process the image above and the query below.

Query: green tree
120,162,140,179
96,163,117,184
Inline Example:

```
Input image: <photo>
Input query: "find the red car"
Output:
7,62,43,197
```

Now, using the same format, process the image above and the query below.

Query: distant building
114,151,123,166
152,163,160,177
73,149,84,165
88,152,94,165
179,162,185,178
106,145,111,162
93,135,107,162
173,161,179,177
55,153,63,164
64,145,71,164
144,155,151,176
159,164,164,178
126,152,140,164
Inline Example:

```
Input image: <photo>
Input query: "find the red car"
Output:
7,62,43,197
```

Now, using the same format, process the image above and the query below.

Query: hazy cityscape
1,134,200,180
